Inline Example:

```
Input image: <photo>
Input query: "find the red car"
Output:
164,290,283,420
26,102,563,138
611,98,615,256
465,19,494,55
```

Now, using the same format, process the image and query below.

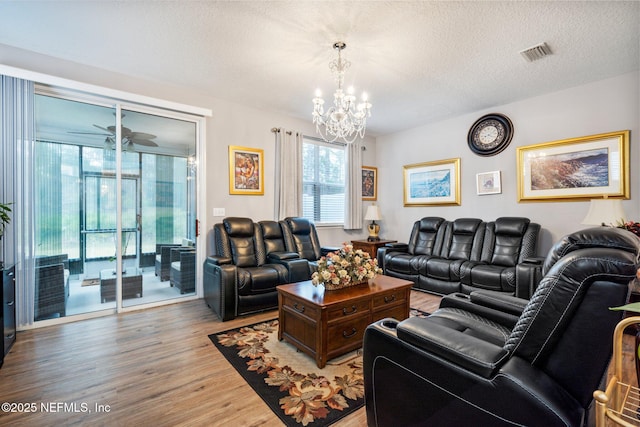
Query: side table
351,239,397,259
99,268,143,303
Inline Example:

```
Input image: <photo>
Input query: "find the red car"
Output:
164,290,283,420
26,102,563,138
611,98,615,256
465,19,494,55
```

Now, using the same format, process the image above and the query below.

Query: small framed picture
362,166,377,201
228,145,264,195
476,171,502,195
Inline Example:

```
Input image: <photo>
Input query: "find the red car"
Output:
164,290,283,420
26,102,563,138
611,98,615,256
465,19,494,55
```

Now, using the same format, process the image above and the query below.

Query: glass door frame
33,84,207,322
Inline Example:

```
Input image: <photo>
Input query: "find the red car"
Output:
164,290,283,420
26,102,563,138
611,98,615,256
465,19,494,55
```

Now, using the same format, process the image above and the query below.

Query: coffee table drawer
281,295,320,319
327,315,371,354
327,299,370,320
372,289,407,309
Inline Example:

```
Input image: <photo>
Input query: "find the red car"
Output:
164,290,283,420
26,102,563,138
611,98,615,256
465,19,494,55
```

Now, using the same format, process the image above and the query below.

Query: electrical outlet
213,208,225,217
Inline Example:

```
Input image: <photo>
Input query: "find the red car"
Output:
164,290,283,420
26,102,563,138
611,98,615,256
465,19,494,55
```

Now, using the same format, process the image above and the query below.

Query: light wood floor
0,291,632,426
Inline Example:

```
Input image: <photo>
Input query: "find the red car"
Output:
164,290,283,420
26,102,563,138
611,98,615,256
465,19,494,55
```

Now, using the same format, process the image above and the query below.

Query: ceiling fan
70,123,159,150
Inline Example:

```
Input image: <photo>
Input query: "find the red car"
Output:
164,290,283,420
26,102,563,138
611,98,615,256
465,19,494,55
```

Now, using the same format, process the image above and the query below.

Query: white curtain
344,140,363,230
274,128,302,219
1,75,35,327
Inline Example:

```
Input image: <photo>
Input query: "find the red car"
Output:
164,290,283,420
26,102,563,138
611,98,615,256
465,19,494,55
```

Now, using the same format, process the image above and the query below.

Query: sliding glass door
34,94,198,320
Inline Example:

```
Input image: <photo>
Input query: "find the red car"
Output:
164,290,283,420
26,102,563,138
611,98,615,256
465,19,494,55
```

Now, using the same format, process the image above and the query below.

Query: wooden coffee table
277,275,413,368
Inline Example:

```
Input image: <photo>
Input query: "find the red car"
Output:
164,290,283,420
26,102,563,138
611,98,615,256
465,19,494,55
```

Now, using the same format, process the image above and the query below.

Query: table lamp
581,198,626,226
364,205,382,241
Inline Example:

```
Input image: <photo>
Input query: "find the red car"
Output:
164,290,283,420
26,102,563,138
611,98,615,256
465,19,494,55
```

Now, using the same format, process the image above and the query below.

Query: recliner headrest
419,217,445,232
452,218,483,234
259,221,283,239
286,217,312,235
223,217,255,237
494,217,530,236
543,226,640,274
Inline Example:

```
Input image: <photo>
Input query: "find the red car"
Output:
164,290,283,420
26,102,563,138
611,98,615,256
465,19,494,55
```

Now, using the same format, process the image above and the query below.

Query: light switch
213,208,225,217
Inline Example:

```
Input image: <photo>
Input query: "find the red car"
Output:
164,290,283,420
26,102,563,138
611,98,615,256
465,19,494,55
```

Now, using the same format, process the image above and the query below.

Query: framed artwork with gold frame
403,158,461,206
228,145,264,195
516,130,629,202
362,166,377,201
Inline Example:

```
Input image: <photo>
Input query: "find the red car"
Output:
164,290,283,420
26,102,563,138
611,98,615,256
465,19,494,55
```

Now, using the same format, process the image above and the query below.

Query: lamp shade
581,199,626,226
364,205,382,221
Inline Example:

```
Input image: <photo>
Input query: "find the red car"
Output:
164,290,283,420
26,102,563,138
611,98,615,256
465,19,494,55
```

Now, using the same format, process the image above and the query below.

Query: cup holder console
380,319,399,330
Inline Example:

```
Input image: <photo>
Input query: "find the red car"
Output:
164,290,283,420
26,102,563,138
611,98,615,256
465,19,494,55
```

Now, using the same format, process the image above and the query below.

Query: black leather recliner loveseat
378,216,541,299
363,227,640,427
203,216,333,321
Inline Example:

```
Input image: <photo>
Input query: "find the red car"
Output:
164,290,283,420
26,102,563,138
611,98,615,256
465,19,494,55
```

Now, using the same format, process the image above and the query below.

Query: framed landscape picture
403,158,460,206
362,166,377,201
517,130,629,202
229,145,264,195
476,171,502,195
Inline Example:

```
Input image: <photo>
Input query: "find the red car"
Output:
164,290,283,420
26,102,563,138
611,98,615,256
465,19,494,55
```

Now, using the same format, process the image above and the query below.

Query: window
302,138,345,224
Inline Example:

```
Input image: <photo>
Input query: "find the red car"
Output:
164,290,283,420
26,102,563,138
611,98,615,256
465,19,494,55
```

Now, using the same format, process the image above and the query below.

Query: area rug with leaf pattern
208,308,429,426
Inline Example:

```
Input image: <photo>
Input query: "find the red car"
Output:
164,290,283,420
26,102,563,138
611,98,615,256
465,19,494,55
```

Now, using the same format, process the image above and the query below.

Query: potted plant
0,202,11,238
611,278,640,389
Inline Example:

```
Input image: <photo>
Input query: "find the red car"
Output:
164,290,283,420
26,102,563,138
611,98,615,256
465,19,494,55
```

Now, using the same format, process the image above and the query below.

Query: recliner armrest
439,292,522,329
385,242,408,251
205,255,232,266
515,256,545,299
376,243,409,272
267,257,310,282
321,246,340,256
396,317,508,378
469,290,528,316
267,251,299,261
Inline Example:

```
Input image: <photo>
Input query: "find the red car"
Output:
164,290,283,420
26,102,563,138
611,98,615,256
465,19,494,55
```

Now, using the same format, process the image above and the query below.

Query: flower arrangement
311,242,382,290
617,220,640,238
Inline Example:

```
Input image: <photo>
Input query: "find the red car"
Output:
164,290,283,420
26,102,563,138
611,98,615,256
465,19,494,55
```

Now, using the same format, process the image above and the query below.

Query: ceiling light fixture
312,42,372,143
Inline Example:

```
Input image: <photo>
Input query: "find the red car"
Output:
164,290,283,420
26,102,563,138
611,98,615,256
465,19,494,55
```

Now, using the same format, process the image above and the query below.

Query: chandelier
312,42,372,143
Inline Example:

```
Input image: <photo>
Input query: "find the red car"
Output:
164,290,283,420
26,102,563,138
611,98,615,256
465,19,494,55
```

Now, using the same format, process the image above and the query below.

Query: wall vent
519,42,552,62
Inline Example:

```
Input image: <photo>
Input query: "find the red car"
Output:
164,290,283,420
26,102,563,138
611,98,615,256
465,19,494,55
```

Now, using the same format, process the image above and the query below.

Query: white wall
201,98,377,252
0,44,377,257
3,43,636,256
376,72,640,254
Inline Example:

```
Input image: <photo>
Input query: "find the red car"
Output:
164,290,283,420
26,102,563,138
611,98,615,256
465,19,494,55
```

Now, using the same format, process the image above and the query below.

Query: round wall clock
467,113,514,156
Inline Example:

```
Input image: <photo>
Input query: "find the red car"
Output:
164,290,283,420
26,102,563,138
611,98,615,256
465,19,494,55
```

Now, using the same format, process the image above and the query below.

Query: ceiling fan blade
93,124,114,133
131,139,158,147
129,132,156,140
68,131,111,136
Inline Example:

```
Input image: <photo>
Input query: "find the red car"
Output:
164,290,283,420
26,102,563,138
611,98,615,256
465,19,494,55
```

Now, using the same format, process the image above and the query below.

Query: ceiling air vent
519,42,552,62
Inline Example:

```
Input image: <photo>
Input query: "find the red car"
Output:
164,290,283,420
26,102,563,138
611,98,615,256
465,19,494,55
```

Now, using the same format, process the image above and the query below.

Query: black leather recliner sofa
378,216,541,298
203,217,311,321
363,227,640,427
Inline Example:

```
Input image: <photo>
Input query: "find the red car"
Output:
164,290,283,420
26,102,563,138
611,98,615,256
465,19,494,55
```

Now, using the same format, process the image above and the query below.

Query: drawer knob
342,305,357,315
384,294,396,303
343,328,357,338
7,300,14,306
293,302,305,313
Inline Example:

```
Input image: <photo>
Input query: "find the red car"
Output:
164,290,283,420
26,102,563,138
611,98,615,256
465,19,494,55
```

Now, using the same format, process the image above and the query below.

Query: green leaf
610,302,640,313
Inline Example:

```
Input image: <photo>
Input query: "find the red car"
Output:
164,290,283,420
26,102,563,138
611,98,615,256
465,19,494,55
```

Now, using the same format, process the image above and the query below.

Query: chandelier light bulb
311,41,372,143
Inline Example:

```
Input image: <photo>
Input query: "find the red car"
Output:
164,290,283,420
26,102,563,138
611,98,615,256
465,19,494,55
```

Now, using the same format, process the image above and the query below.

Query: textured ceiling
0,1,638,137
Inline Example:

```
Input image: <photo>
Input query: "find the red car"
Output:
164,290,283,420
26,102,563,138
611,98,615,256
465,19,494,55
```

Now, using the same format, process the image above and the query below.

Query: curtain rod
271,127,366,149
